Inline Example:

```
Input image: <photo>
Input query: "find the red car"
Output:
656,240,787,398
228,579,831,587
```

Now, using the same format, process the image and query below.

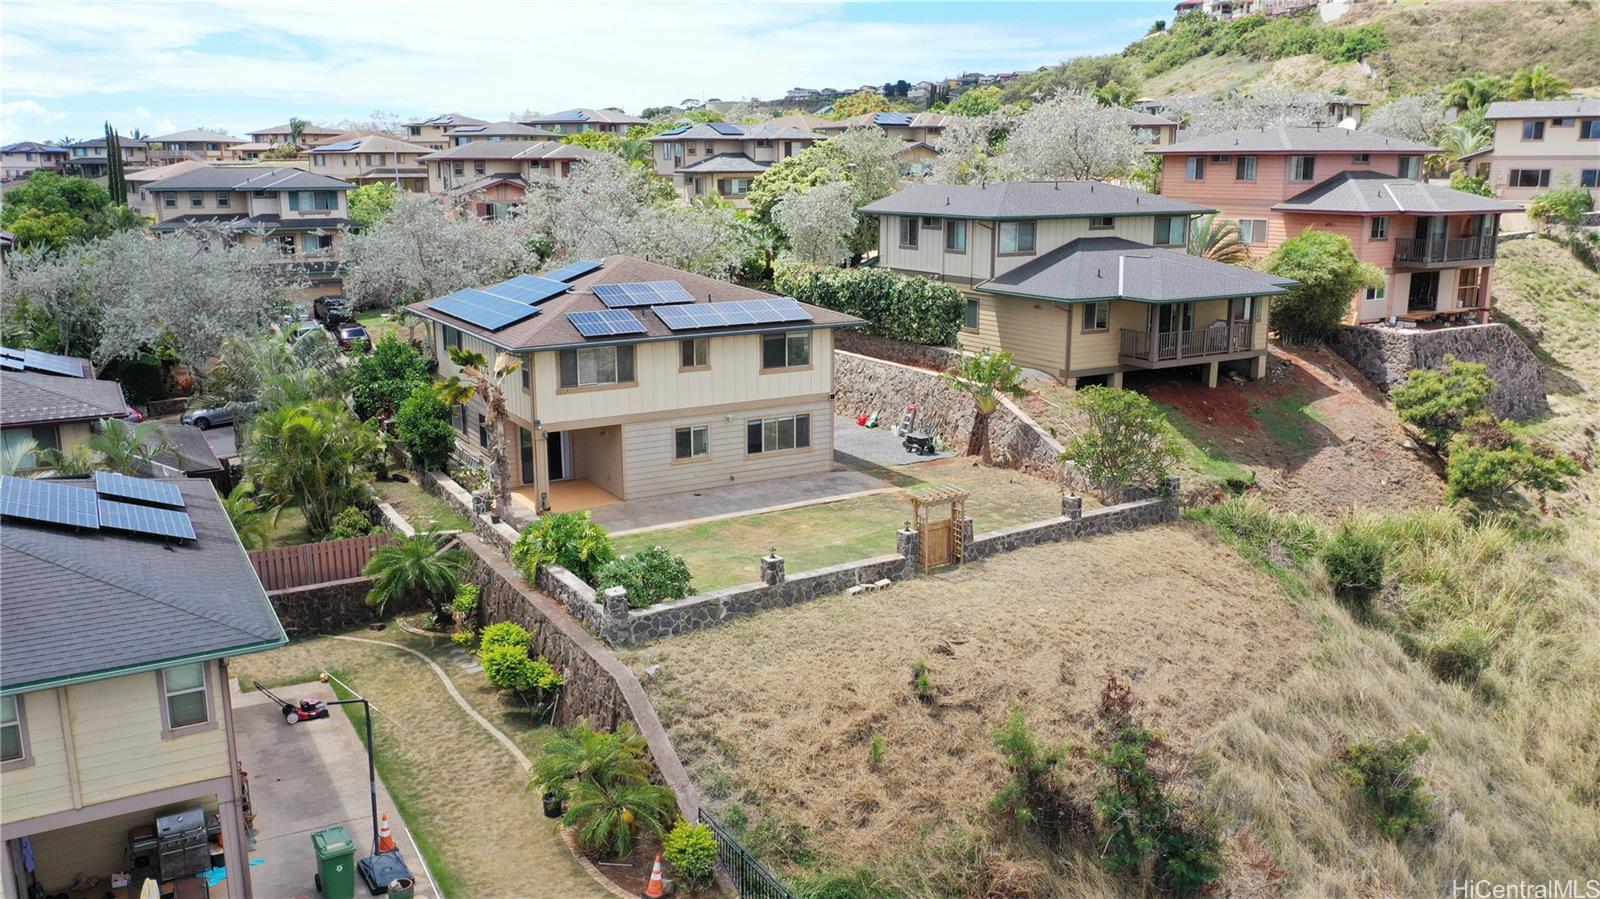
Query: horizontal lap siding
572,426,625,497
620,398,834,500
68,667,229,807
993,216,1154,278
962,294,1069,374
1072,301,1150,371
432,326,532,423
3,690,73,819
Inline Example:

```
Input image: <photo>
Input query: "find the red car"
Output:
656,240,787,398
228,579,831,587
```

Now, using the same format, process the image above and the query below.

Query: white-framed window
944,219,967,252
1370,216,1390,240
1088,216,1114,230
1230,296,1256,322
313,154,325,166
1351,153,1371,165
1154,215,1188,246
1,694,28,768
558,345,636,388
163,194,177,208
761,331,811,369
452,161,465,176
920,216,941,229
1238,219,1268,245
898,216,919,248
1397,156,1422,179
1365,285,1387,302
189,191,204,208
474,161,486,175
674,425,709,460
680,338,709,369
1082,301,1110,333
160,663,211,733
746,413,811,454
288,190,337,211
998,221,1036,254
964,299,979,330
1289,156,1317,182
1235,155,1257,181
304,233,333,253
215,191,230,207
1185,156,1206,180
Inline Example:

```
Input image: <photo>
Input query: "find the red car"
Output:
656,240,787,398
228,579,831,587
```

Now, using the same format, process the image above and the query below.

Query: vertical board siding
248,532,394,591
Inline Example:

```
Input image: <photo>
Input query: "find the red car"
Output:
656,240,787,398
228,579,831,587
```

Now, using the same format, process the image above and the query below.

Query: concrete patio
594,467,892,534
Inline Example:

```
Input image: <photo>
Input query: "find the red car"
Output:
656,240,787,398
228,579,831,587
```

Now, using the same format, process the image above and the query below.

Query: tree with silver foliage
994,91,1142,182
930,113,1010,185
771,181,856,267
1159,91,1337,137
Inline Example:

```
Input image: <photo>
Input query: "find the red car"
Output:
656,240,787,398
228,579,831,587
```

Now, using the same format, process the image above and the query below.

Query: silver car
180,402,255,430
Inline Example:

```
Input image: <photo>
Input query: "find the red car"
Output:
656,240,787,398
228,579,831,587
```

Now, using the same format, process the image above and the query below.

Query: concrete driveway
234,681,437,899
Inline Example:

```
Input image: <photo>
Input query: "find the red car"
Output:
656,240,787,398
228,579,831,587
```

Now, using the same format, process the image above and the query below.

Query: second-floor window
680,338,709,369
1289,156,1316,182
161,663,210,731
1154,216,1188,247
475,161,486,175
1397,156,1422,179
559,345,635,388
945,219,967,252
1370,216,1390,240
1235,155,1257,181
998,221,1036,254
1237,219,1268,245
1088,216,1114,231
164,194,177,208
313,154,325,166
1522,120,1545,141
288,190,337,211
762,331,811,369
1,695,26,764
215,191,230,207
1185,156,1205,180
189,191,204,208
1581,120,1600,140
898,217,918,248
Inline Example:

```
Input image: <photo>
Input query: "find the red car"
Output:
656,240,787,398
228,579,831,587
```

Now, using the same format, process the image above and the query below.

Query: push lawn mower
253,681,331,725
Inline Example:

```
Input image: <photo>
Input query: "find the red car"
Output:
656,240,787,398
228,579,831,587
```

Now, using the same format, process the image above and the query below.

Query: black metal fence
698,809,795,899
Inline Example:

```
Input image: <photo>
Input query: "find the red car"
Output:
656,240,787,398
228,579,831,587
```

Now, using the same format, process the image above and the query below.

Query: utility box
311,826,357,899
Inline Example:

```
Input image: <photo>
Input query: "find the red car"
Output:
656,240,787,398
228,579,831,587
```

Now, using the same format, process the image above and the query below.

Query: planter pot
543,791,564,819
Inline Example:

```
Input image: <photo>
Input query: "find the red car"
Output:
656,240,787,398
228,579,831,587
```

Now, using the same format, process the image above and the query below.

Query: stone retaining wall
834,331,960,372
267,576,429,637
964,486,1179,562
421,469,520,553
1334,323,1548,420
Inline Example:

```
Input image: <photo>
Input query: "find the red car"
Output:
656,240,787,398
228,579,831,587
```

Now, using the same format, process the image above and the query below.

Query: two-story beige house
1471,99,1599,230
813,111,960,144
63,137,152,178
0,143,68,181
125,160,211,215
246,121,343,148
861,181,1294,387
1,475,288,899
147,130,246,164
403,114,489,151
417,142,605,218
309,134,434,192
518,108,647,135
0,349,127,472
443,122,561,146
145,166,357,299
407,255,863,517
647,122,822,206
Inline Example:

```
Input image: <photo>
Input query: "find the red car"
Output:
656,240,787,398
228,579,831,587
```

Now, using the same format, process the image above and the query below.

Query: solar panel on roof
482,274,569,305
97,498,196,541
708,122,743,136
95,471,186,509
319,140,362,152
453,125,486,133
0,347,23,360
0,358,21,371
653,298,813,332
429,290,542,331
593,281,696,309
542,260,603,283
874,112,913,126
659,125,691,136
20,349,85,378
567,309,647,338
0,476,100,530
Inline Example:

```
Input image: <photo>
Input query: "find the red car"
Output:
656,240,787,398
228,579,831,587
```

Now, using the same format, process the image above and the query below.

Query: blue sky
1,1,1171,143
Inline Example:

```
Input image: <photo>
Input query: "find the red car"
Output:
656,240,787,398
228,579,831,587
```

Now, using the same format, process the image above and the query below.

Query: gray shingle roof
1150,126,1439,155
2,142,69,154
150,423,223,474
248,122,343,137
979,237,1295,304
1,477,287,694
1273,171,1524,215
1123,109,1178,128
523,108,647,126
678,153,770,174
145,166,354,192
407,113,489,128
0,371,127,427
860,181,1214,221
1483,99,1600,120
648,122,821,142
416,141,605,162
443,122,561,139
67,137,151,149
149,213,354,233
151,129,245,144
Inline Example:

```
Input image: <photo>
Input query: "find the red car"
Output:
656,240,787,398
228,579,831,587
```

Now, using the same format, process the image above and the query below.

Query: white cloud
0,99,68,143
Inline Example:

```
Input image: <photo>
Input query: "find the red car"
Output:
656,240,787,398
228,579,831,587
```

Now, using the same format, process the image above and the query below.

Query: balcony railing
1120,322,1255,365
1393,235,1497,267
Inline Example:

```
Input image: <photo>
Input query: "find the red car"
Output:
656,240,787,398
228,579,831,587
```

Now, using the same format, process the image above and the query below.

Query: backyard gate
698,810,795,899
910,485,967,571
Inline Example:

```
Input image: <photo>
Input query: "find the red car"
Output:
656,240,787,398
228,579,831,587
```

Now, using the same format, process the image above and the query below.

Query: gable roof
126,159,212,185
145,166,354,191
649,122,821,142
407,254,863,352
2,142,69,154
248,122,343,137
1,476,287,695
151,129,245,144
764,113,832,131
313,134,434,155
1123,109,1178,128
979,237,1296,305
860,181,1213,221
442,121,561,140
1151,126,1439,155
1483,98,1600,120
678,153,771,174
522,108,647,126
817,111,961,131
407,113,490,128
416,141,605,162
1273,171,1524,215
0,371,127,427
67,136,151,149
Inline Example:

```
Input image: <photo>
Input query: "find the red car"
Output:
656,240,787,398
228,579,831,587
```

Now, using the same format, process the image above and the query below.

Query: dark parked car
313,295,353,327
336,323,370,350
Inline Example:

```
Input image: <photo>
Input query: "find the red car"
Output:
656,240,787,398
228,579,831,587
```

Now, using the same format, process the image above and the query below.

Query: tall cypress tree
104,121,127,204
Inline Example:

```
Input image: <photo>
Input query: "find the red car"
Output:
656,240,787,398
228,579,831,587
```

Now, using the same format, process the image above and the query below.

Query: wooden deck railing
1119,322,1255,364
1393,235,1497,266
248,532,394,591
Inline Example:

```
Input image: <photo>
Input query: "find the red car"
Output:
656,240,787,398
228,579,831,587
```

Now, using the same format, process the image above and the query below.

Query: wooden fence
249,532,394,591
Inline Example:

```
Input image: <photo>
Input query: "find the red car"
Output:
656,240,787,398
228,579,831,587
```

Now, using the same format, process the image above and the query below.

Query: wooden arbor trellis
909,485,968,571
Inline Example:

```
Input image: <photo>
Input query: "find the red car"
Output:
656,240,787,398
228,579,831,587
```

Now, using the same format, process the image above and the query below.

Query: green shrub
480,646,563,695
1186,495,1324,567
1391,355,1494,450
662,821,718,888
1445,419,1581,508
774,262,964,347
1322,525,1388,613
450,630,474,647
1261,230,1383,344
1336,732,1435,838
394,384,455,472
451,582,479,617
867,733,886,768
1061,387,1184,504
349,335,430,421
1448,172,1495,197
478,621,532,653
1422,621,1494,684
511,511,617,586
324,505,379,541
1528,184,1595,237
597,545,694,608
791,869,895,899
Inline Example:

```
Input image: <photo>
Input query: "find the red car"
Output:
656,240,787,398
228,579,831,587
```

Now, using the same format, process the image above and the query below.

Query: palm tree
1094,81,1139,108
615,136,651,167
438,347,522,521
1435,122,1492,173
1186,214,1250,264
1507,65,1572,101
944,349,1028,462
288,117,309,146
1443,73,1508,111
220,482,278,550
244,400,378,538
0,438,40,477
86,419,175,475
533,723,678,859
363,529,467,621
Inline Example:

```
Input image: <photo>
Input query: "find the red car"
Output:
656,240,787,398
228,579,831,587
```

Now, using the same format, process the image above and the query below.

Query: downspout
219,659,254,899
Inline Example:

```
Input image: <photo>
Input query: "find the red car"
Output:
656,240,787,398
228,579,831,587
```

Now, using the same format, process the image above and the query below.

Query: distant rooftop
151,129,245,144
1273,171,1524,216
1151,126,1438,155
145,166,355,192
860,181,1213,221
520,108,647,126
1483,98,1600,120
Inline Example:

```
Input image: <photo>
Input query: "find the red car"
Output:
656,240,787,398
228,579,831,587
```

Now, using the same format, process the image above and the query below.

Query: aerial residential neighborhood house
148,130,246,163
246,121,344,147
0,349,127,472
62,136,151,177
444,121,562,145
124,159,211,215
813,111,960,144
518,108,648,135
0,142,68,181
309,133,435,192
0,474,288,899
144,166,357,299
1471,99,1599,229
407,256,863,518
1152,126,1522,323
404,113,489,150
1124,109,1181,146
648,121,823,206
418,141,605,217
861,181,1294,387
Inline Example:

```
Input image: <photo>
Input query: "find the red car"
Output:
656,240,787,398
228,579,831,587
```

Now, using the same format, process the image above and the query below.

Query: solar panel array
0,346,86,378
318,139,363,152
0,474,200,541
658,125,691,137
542,259,603,283
485,274,570,305
874,112,914,126
428,273,572,332
567,309,647,338
708,122,744,136
653,298,813,332
593,281,696,309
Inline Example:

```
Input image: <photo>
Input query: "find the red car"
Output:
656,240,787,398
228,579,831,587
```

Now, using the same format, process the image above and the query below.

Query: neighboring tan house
404,113,489,151
764,113,832,132
1473,98,1600,230
62,137,151,177
418,142,605,217
0,474,287,899
0,143,68,181
518,108,647,135
860,181,1294,387
246,122,344,147
148,130,246,163
444,122,562,145
1152,126,1521,323
145,166,357,299
406,255,863,518
220,142,281,162
1125,109,1181,146
813,111,961,144
647,122,823,206
125,159,211,215
0,349,127,472
309,134,435,192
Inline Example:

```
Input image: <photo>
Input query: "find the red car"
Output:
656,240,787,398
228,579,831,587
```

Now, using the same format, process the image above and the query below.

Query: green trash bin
311,825,357,899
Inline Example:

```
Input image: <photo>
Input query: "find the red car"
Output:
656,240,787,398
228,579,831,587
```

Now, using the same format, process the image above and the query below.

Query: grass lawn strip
374,477,471,533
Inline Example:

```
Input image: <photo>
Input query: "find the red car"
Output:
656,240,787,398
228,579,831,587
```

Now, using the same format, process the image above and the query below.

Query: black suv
313,295,353,327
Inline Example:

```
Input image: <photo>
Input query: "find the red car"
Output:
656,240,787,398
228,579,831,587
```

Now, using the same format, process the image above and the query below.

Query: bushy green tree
1528,185,1594,239
1448,172,1495,197
597,545,695,608
1390,355,1493,450
945,86,1003,116
1336,733,1435,838
662,821,718,888
394,383,455,471
348,334,430,420
324,505,379,540
1445,417,1581,509
511,511,617,585
0,172,126,249
830,90,893,118
1507,64,1572,101
347,181,399,226
748,129,902,261
1062,387,1184,504
363,529,467,620
1260,231,1381,344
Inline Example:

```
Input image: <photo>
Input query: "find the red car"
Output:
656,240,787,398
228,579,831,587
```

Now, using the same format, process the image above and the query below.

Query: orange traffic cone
642,854,665,899
377,813,396,853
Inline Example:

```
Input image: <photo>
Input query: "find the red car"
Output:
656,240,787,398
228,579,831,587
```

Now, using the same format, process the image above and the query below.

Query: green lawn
375,476,471,533
615,459,1067,590
356,311,416,346
267,503,314,547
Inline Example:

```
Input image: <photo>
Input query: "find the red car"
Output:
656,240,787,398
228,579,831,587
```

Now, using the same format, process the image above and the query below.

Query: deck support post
1251,354,1267,381
1109,370,1124,389
1205,360,1219,388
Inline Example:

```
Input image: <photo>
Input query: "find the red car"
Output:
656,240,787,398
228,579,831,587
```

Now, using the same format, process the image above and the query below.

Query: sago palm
1443,74,1508,112
363,529,467,621
945,349,1028,462
1186,214,1250,264
562,777,678,859
533,722,656,795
